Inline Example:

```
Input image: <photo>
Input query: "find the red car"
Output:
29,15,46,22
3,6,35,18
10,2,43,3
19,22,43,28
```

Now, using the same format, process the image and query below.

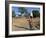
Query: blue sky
12,7,40,15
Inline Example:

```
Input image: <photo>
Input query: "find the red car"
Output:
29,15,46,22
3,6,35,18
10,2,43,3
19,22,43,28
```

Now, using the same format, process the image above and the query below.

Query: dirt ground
12,17,40,31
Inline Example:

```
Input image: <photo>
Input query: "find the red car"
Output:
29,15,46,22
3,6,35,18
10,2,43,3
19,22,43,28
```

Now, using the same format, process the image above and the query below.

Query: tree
12,10,16,17
18,7,29,17
32,10,40,17
18,7,26,15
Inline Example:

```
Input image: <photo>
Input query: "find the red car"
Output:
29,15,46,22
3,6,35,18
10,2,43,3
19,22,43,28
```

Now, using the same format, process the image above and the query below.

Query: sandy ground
12,17,40,31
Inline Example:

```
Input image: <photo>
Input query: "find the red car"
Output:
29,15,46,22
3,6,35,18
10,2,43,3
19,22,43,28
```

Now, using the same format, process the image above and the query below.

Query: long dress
27,17,32,30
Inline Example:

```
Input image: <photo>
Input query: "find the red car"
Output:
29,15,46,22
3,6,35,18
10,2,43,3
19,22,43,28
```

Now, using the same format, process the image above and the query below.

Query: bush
32,10,40,17
12,11,16,17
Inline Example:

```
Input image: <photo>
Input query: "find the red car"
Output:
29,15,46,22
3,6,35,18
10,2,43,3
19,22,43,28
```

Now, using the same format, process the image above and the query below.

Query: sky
12,7,40,15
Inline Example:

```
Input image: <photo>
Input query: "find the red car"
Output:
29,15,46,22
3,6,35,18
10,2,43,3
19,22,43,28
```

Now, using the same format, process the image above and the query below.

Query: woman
27,12,33,30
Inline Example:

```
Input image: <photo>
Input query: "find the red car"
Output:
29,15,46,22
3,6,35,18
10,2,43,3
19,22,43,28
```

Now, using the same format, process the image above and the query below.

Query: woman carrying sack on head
27,12,33,30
